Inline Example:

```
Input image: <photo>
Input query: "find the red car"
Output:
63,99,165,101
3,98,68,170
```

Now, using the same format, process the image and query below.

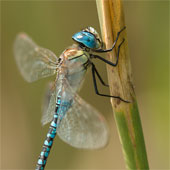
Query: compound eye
72,31,97,49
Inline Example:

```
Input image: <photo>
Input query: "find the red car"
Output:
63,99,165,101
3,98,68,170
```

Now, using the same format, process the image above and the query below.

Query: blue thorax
72,31,99,49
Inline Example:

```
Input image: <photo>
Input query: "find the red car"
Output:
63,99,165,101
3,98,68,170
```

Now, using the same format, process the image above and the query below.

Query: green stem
96,0,149,169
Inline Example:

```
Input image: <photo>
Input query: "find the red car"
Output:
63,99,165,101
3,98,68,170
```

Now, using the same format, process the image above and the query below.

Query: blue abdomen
36,95,72,170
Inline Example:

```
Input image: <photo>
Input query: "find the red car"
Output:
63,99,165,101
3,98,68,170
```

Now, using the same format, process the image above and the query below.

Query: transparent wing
41,82,56,126
57,79,109,149
14,33,58,82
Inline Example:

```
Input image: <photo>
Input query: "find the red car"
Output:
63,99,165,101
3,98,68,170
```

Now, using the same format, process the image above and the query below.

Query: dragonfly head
72,27,102,50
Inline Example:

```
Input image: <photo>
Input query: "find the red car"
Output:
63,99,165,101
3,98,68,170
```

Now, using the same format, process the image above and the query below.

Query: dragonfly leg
93,26,126,53
91,38,125,67
91,63,108,87
91,65,130,103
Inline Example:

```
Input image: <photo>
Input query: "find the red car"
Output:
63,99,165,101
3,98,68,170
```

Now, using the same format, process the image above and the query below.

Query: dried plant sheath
96,0,149,169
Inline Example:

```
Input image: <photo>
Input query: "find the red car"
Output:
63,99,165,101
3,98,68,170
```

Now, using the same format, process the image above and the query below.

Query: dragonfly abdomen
35,96,61,170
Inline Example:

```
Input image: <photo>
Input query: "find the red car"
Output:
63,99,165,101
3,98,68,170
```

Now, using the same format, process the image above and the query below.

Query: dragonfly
14,26,128,170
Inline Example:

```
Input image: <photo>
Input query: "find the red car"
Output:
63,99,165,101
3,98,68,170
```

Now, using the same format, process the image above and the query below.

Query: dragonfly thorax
63,45,90,67
59,45,90,92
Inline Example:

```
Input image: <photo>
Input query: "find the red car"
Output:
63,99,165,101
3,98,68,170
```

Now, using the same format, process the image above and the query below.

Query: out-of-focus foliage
1,1,169,169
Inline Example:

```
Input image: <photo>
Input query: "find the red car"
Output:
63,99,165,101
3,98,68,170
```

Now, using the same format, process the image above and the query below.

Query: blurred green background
1,0,169,169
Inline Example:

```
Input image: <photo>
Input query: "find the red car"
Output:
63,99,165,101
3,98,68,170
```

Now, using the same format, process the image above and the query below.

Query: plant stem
96,0,149,169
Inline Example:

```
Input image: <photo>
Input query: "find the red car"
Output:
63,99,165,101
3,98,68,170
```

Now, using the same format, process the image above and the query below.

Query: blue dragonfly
14,26,128,170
